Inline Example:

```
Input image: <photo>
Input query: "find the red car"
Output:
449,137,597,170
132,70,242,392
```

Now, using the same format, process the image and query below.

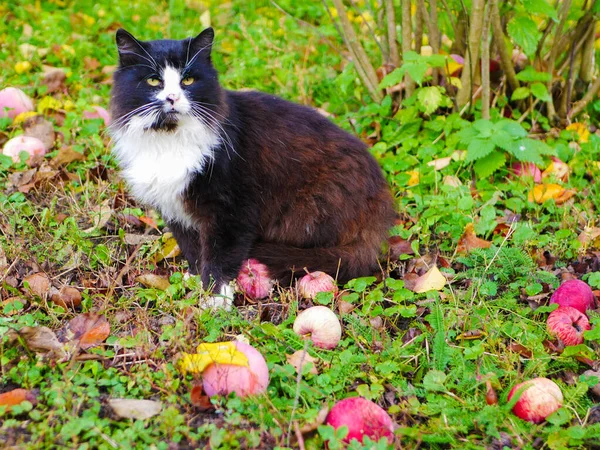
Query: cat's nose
166,93,180,105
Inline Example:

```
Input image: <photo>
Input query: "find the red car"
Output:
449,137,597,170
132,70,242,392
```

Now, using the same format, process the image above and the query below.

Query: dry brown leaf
579,227,600,249
139,215,159,230
190,382,213,411
22,272,51,298
124,233,159,246
6,326,67,359
411,265,446,293
443,175,462,187
338,299,355,315
7,169,37,190
388,236,414,259
155,233,181,262
108,398,162,420
542,158,570,181
23,115,55,151
287,350,319,375
427,156,452,171
528,183,576,204
136,274,171,291
42,68,67,94
59,313,110,349
508,342,532,358
299,406,329,433
84,200,113,232
52,146,85,167
50,286,82,309
0,389,37,411
83,56,101,71
456,223,492,254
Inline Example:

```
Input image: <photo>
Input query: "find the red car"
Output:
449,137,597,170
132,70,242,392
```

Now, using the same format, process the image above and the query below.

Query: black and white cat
110,28,396,308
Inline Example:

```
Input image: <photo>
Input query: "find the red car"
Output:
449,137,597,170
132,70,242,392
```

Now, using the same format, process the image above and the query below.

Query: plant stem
456,0,486,109
545,0,572,122
401,0,415,97
568,75,600,120
579,19,596,83
331,0,384,102
490,0,519,92
481,2,492,120
385,0,399,67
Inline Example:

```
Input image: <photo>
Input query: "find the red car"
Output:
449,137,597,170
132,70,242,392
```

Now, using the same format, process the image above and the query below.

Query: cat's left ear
189,28,215,62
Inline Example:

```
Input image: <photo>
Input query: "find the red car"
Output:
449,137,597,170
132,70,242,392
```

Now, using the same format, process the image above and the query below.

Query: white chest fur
111,116,219,229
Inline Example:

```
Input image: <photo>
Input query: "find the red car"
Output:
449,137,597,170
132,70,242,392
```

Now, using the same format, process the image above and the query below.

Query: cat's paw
200,283,234,310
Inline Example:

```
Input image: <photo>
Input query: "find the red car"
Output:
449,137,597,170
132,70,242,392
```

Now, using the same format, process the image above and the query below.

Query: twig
579,18,596,83
0,256,19,285
286,339,310,447
294,421,306,450
490,0,519,92
348,0,386,59
456,0,486,108
568,75,600,120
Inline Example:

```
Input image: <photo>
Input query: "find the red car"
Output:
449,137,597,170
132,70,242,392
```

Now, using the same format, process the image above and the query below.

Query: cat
109,28,396,308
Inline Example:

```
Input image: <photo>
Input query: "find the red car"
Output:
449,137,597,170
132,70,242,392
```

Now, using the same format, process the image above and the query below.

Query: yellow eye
146,78,160,87
182,77,194,86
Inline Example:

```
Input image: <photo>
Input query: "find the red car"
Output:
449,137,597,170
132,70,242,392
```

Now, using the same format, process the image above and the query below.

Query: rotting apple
2,136,46,164
547,306,591,346
297,271,338,300
236,258,273,300
0,87,34,119
293,306,342,350
508,377,563,423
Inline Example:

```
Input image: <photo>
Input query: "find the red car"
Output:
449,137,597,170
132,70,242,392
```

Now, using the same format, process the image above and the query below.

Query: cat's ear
115,29,145,66
188,28,215,63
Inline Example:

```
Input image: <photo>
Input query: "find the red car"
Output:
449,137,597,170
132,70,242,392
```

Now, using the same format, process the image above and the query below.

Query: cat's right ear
189,28,215,63
115,29,144,66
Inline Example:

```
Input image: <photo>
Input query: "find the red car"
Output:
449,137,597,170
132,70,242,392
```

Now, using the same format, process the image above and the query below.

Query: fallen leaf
0,389,37,411
427,156,452,170
7,169,37,190
508,342,532,358
22,272,51,298
584,370,600,397
388,236,414,259
5,326,67,359
287,350,319,375
84,200,113,232
136,273,171,291
23,115,55,151
299,406,329,433
411,265,446,293
456,223,492,254
124,233,159,246
190,382,213,410
443,175,462,187
139,215,159,231
578,227,600,249
456,329,486,340
52,146,85,167
406,170,420,186
528,183,576,204
566,122,590,143
41,68,67,94
542,157,570,181
2,297,28,316
155,233,181,262
108,398,162,420
59,313,110,349
50,286,82,309
178,342,249,375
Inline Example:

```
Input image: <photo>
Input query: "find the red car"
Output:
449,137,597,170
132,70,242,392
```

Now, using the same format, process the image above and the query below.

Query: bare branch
545,0,572,121
490,0,519,92
385,0,399,67
568,75,600,120
401,0,415,97
579,19,596,83
456,0,486,108
481,3,492,120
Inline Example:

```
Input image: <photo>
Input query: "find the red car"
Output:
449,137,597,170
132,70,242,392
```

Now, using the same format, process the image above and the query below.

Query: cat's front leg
200,222,256,309
168,221,203,275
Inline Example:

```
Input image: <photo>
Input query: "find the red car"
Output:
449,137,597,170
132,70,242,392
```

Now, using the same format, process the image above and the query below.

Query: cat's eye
182,77,194,86
146,78,161,87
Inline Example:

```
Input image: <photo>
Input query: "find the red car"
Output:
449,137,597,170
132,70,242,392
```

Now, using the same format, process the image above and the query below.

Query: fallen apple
297,271,338,300
293,306,342,349
83,105,111,126
0,87,34,119
237,258,273,300
511,162,542,183
325,397,394,444
550,279,595,313
202,341,269,398
2,135,46,164
547,306,591,346
508,377,563,423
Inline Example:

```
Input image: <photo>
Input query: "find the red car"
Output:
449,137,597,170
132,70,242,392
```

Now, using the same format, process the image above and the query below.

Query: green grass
1,0,600,449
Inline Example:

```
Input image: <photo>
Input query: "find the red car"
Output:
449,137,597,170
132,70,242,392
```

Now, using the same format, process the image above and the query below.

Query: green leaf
511,86,530,100
507,15,541,57
491,130,514,150
379,67,405,89
474,150,507,178
515,66,552,83
530,82,552,101
506,139,544,164
473,119,495,138
457,125,479,145
466,139,496,162
417,86,443,115
405,62,429,85
523,0,558,20
496,119,528,138
423,370,447,392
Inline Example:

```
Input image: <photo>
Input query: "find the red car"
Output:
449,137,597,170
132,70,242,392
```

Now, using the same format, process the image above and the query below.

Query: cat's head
110,28,224,133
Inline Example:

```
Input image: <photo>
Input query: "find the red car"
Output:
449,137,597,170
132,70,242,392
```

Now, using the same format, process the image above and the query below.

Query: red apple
237,259,273,300
202,341,269,398
325,397,394,444
297,271,338,300
547,306,590,346
550,279,595,313
508,377,563,423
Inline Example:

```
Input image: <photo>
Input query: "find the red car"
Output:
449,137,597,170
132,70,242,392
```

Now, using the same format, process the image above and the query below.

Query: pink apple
2,136,46,164
325,397,394,444
547,306,591,346
83,105,111,126
550,279,595,313
0,87,34,119
297,271,338,300
236,259,273,300
511,162,542,183
202,341,269,398
508,377,563,423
